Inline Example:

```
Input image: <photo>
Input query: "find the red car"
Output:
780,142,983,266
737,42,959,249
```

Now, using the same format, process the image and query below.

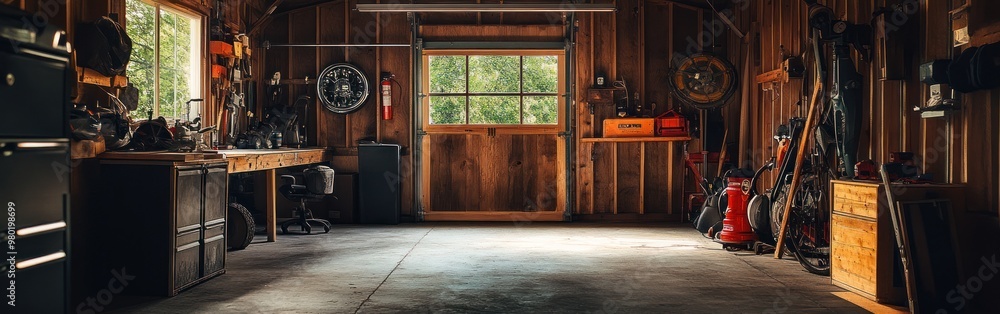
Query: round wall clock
317,63,369,113
668,54,738,110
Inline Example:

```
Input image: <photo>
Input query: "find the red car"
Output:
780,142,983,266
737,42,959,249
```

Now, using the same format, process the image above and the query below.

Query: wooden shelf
77,67,128,88
581,136,691,143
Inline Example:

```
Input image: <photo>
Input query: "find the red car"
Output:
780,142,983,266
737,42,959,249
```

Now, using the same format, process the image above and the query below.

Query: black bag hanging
76,15,133,77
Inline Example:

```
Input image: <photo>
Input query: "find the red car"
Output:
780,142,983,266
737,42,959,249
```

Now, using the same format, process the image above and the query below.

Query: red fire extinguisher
381,73,393,120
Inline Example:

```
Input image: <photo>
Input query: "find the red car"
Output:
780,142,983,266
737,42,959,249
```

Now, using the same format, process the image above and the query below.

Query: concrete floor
111,223,868,313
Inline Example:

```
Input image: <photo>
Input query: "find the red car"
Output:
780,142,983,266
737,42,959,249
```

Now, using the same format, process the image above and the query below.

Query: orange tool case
603,118,655,137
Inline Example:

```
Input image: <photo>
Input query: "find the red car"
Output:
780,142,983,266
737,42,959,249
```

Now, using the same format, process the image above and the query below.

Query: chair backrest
302,165,336,195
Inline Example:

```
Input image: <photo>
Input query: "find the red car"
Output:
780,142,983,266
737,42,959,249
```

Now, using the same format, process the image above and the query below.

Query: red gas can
718,171,756,246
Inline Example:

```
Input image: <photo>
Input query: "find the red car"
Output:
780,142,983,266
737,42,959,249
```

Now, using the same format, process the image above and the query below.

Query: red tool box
654,110,689,137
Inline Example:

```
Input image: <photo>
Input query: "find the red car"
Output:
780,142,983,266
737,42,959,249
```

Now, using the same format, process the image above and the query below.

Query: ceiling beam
249,0,287,35
270,0,345,18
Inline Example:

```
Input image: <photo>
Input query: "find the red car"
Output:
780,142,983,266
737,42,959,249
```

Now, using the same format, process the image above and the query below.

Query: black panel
203,165,228,223
0,144,69,227
176,168,204,232
358,144,401,224
0,51,69,138
19,261,66,314
173,242,201,290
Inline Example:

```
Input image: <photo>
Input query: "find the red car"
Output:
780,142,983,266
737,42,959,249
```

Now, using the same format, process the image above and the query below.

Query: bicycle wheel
770,161,831,276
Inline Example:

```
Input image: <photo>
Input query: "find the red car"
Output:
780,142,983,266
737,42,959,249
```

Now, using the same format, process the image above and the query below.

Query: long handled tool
880,166,919,313
773,77,823,259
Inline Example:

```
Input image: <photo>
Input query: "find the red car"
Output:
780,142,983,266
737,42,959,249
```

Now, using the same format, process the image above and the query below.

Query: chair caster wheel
323,226,331,233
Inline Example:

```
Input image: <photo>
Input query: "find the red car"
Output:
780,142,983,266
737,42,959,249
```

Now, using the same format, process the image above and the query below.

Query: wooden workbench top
99,151,224,162
208,148,333,173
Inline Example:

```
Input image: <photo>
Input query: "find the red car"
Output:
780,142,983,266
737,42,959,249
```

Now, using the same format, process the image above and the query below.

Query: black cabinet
1,7,72,312
359,143,401,224
99,160,228,296
1,141,70,314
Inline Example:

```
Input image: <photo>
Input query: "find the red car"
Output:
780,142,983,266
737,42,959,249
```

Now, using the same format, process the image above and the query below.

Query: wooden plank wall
256,0,416,218
735,0,999,215
574,0,724,220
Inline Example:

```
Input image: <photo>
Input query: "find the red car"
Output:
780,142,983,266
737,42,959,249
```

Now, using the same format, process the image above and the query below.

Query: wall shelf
581,136,691,143
77,67,128,88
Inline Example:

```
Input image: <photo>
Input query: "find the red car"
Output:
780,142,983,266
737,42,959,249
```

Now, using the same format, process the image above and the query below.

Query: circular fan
316,63,369,113
668,54,738,110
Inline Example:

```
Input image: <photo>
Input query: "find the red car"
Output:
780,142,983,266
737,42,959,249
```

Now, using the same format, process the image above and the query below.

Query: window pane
522,56,558,93
429,96,467,124
158,8,198,121
468,56,519,93
429,56,466,93
469,96,519,124
523,96,558,124
125,0,156,117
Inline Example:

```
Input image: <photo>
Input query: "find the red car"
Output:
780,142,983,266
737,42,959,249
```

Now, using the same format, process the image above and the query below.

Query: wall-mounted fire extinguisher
381,72,394,120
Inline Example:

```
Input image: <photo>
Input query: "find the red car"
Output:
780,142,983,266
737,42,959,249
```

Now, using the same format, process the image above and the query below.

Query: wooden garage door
419,50,567,221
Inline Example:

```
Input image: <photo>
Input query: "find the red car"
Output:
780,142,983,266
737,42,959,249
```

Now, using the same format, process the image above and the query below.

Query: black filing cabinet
359,143,401,224
0,6,72,313
99,159,228,296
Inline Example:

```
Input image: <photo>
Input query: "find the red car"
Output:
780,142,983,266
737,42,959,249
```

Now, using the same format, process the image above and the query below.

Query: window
425,52,563,126
125,0,203,121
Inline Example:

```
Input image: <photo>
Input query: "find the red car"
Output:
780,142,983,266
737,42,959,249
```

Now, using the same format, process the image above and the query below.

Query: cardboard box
603,118,655,137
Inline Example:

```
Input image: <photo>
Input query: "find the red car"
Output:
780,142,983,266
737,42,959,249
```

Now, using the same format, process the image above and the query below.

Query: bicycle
746,1,870,275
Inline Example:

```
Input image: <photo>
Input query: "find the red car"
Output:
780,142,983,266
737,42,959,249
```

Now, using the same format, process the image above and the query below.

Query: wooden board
615,142,642,214
643,142,671,214
212,148,332,173
581,136,691,143
316,3,349,147
592,142,616,214
99,151,212,162
347,0,379,145
419,25,564,42
426,134,559,213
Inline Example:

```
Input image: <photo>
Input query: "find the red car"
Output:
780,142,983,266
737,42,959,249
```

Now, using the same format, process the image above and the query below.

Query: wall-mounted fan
668,53,738,110
317,63,369,113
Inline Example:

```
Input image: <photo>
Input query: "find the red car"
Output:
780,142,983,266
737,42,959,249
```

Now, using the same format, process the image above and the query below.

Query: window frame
124,0,208,122
421,49,566,134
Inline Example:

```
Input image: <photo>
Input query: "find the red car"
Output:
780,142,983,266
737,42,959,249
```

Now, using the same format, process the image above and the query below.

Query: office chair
279,165,335,234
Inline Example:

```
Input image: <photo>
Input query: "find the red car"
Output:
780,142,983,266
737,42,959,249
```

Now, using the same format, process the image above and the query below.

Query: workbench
101,148,334,243
207,148,334,242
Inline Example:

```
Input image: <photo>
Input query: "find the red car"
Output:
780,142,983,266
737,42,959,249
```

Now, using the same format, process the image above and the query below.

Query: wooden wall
735,0,1000,216
252,0,736,220
574,0,724,220
255,0,416,217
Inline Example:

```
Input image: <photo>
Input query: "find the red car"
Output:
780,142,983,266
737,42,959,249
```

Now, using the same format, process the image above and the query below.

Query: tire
770,169,831,276
227,202,255,251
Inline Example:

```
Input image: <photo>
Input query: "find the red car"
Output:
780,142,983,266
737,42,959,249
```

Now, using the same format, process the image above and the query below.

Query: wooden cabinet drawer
831,213,878,296
832,182,880,219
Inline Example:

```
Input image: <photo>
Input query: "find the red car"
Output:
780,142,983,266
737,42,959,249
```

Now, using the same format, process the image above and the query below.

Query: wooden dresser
830,180,964,305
